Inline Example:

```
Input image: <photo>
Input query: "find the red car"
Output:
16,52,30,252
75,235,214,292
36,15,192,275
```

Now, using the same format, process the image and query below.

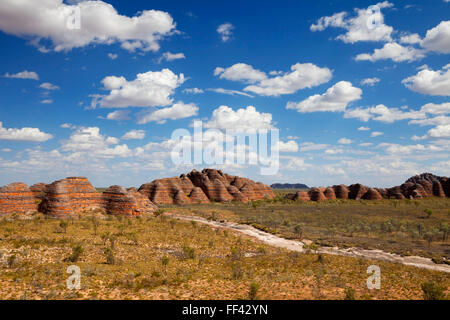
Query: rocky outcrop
362,188,382,200
323,187,336,200
39,177,103,217
348,184,369,200
285,173,450,202
309,188,326,201
102,186,156,216
30,183,48,200
0,183,37,215
139,169,274,204
333,185,349,199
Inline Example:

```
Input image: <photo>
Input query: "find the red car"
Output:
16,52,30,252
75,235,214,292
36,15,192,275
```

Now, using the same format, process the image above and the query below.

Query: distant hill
271,183,309,189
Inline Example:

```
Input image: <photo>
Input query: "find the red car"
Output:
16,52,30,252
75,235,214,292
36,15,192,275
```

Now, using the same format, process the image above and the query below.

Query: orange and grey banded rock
0,183,37,215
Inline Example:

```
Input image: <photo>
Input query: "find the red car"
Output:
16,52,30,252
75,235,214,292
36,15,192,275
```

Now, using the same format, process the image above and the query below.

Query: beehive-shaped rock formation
309,188,326,201
102,185,156,216
0,183,37,215
39,177,103,217
139,169,274,204
285,173,450,202
30,183,48,200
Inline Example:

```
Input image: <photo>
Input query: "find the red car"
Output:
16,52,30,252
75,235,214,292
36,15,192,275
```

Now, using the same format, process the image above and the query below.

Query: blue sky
0,0,449,188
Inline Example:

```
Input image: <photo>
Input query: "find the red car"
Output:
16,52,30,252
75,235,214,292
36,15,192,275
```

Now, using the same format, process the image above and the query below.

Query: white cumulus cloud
0,0,177,52
0,122,53,142
286,81,362,113
4,70,39,80
402,64,450,96
137,102,198,124
95,69,185,108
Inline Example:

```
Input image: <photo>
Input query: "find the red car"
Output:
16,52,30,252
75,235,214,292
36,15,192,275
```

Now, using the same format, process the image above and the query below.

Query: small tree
294,224,303,239
104,247,115,265
421,281,445,300
59,220,68,233
424,208,433,219
90,216,100,235
248,282,260,300
344,287,356,300
65,244,83,262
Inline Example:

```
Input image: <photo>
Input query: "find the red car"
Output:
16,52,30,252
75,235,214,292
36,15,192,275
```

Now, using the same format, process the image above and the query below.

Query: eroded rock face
39,177,103,217
333,185,349,199
285,173,450,202
102,185,156,216
362,188,382,200
309,188,326,201
324,187,336,200
0,183,37,215
139,169,274,204
30,183,48,200
348,184,368,200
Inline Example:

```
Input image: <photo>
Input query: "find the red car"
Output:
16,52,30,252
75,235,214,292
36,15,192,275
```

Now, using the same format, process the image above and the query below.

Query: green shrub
65,244,83,263
182,245,195,259
249,282,260,300
424,208,433,219
344,287,356,300
421,281,445,300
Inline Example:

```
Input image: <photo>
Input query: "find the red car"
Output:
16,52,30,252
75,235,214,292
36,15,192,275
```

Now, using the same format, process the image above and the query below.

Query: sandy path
168,213,450,273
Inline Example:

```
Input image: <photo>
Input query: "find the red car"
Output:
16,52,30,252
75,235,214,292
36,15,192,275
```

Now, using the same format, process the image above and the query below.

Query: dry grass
168,197,450,260
0,211,448,300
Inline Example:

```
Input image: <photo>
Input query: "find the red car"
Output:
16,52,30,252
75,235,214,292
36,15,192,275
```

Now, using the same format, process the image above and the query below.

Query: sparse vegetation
421,281,446,300
0,204,448,300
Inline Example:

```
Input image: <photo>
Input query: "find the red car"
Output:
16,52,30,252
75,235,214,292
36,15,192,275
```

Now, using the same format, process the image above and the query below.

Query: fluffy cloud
95,69,185,108
0,0,177,52
371,131,384,137
217,23,234,42
421,21,450,54
4,70,39,80
137,102,198,124
61,127,131,158
214,63,267,83
402,64,450,96
203,106,274,132
360,77,380,86
420,102,450,115
286,81,362,113
379,143,443,154
39,82,59,90
244,63,332,96
159,52,186,62
277,140,299,152
122,130,145,140
106,110,130,121
0,122,53,142
427,124,450,138
108,53,118,60
355,42,425,62
344,104,426,123
358,126,370,131
338,138,353,144
310,2,394,43
399,33,422,44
